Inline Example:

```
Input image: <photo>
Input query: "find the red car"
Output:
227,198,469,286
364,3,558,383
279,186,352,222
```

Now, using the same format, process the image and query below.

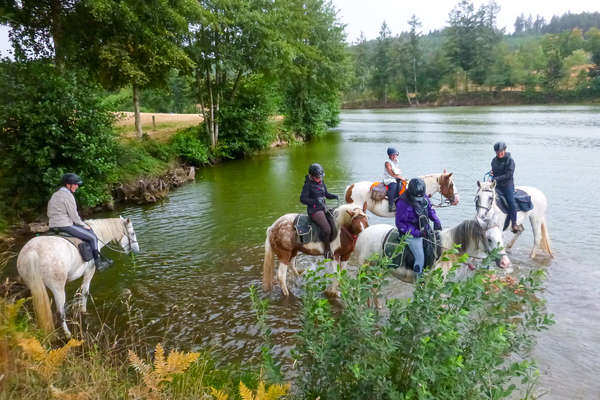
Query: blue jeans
497,184,517,226
407,237,425,276
57,224,99,253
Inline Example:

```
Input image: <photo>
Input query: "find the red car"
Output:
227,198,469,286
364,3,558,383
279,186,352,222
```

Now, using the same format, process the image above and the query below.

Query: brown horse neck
335,225,358,260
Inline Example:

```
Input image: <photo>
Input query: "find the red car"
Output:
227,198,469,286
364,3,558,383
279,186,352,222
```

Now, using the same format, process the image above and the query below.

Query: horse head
345,204,369,235
475,213,511,269
439,169,459,205
119,216,140,254
475,180,497,223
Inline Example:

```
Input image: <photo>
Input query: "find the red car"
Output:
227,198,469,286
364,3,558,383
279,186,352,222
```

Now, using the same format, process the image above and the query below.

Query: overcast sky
1,0,599,55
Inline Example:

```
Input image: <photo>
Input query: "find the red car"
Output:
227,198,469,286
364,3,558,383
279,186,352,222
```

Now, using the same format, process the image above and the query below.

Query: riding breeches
57,225,99,253
497,184,517,225
407,237,425,275
387,181,400,208
310,210,334,245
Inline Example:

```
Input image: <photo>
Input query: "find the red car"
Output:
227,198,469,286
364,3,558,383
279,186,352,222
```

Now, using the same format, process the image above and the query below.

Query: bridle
474,187,495,218
97,220,138,254
434,177,459,208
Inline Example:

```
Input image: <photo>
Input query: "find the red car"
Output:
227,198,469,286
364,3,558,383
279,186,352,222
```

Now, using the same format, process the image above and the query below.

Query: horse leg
49,286,71,339
324,259,341,297
277,261,290,297
79,263,95,314
506,230,523,250
529,214,542,258
290,256,302,277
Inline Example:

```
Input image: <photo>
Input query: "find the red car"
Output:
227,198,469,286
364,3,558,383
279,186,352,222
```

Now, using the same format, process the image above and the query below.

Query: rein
96,221,137,254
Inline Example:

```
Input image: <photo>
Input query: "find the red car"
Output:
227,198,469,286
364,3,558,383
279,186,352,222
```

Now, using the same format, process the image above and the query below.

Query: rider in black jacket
491,142,519,233
300,163,339,259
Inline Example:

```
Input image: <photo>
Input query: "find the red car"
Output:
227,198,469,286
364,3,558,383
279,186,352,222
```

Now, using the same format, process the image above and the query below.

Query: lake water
13,105,600,398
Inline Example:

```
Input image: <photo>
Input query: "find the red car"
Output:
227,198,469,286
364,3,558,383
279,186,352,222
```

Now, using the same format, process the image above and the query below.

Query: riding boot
388,197,396,212
93,250,113,272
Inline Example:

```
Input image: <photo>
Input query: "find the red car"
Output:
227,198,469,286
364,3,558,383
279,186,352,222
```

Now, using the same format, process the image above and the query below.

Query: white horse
474,181,553,259
344,171,460,218
263,204,369,297
354,218,511,283
16,217,140,338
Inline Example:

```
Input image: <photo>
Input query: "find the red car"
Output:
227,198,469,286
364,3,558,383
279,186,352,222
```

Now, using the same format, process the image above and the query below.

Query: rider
47,173,113,271
395,178,442,279
300,163,339,259
384,147,405,212
490,142,519,233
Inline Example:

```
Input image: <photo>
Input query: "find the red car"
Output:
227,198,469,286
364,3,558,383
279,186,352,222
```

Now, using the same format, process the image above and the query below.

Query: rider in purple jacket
395,178,442,278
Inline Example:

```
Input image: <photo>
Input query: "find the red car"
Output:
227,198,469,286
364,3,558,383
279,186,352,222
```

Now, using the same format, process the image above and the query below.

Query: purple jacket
395,196,441,238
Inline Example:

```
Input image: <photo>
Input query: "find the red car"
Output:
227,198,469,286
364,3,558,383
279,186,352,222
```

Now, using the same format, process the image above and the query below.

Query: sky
1,0,600,55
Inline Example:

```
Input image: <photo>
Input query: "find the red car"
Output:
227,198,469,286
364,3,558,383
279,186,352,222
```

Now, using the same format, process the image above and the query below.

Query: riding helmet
308,163,325,178
493,142,507,152
407,178,426,198
387,147,399,156
61,173,83,186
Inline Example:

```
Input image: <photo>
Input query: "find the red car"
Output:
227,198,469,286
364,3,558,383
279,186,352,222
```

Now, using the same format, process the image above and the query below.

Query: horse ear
491,180,496,189
477,180,481,188
447,172,453,178
126,217,131,223
443,168,447,173
362,201,367,212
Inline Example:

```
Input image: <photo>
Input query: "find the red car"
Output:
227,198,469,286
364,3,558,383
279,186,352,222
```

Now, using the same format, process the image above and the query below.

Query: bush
0,60,117,215
291,252,553,399
170,127,210,166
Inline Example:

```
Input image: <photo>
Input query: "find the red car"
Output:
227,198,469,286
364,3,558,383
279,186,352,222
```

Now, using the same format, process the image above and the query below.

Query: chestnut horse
344,171,459,218
262,204,369,296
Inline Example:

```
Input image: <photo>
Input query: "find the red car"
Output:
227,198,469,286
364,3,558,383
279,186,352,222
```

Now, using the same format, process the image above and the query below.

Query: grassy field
115,112,203,142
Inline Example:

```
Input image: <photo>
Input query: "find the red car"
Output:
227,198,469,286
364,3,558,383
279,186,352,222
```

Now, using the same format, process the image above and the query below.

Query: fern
128,342,200,399
238,380,289,400
210,387,229,400
18,337,83,381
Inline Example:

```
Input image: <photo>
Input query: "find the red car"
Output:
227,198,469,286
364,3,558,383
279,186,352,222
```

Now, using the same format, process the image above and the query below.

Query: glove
332,194,339,200
434,222,442,231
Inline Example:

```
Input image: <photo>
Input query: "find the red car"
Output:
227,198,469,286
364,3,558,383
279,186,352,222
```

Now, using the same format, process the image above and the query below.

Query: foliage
128,343,200,399
0,60,117,215
290,251,553,399
18,337,83,381
169,128,210,166
249,286,282,383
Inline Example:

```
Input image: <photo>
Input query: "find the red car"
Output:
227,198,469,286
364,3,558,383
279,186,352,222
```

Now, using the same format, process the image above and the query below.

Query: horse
353,217,511,284
16,217,140,338
474,180,553,259
344,170,460,218
262,204,369,297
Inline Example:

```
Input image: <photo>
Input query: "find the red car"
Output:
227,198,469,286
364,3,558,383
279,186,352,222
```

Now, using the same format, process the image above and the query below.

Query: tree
407,14,422,103
540,34,564,91
371,21,393,103
69,0,200,137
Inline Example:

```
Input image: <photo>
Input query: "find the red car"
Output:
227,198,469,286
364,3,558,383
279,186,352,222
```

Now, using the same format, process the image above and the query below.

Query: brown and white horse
262,204,369,296
344,170,459,218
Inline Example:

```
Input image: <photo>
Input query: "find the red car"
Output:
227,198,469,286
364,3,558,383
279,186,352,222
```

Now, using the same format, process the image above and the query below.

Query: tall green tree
407,14,422,103
540,34,564,91
69,0,200,137
371,21,393,103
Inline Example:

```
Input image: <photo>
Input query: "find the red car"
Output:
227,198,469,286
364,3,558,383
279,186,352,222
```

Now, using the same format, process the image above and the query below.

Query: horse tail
263,227,274,292
345,184,354,204
541,220,554,258
17,250,55,333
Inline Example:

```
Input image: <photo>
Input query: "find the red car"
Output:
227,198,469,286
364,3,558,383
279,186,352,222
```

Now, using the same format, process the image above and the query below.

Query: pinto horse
344,170,459,218
353,217,511,284
16,217,140,337
475,180,553,258
262,204,368,296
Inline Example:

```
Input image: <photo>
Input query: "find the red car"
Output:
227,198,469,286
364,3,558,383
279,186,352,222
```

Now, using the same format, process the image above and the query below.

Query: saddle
495,188,533,230
370,181,406,201
381,228,441,271
293,210,337,245
47,229,94,262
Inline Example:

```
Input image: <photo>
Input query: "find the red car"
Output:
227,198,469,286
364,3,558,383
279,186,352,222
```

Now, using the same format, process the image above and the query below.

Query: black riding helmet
493,142,507,152
387,147,399,156
61,173,83,186
308,163,324,178
407,178,426,198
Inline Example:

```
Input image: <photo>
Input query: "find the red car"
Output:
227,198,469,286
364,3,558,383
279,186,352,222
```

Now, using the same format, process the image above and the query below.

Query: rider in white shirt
383,147,406,212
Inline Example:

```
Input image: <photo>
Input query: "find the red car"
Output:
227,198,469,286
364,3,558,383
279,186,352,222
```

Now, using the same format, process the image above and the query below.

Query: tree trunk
133,85,143,138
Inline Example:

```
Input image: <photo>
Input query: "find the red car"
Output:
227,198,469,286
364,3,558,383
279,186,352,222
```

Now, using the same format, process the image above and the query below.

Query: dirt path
115,112,203,141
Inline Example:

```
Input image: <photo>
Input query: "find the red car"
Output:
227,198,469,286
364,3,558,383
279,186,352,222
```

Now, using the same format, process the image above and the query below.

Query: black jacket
300,175,337,215
491,152,515,187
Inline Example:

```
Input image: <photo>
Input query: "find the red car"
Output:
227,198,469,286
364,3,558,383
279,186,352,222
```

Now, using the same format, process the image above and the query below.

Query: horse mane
85,218,124,243
449,219,484,253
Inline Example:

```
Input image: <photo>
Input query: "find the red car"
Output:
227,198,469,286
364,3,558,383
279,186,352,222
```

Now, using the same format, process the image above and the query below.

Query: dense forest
344,4,600,107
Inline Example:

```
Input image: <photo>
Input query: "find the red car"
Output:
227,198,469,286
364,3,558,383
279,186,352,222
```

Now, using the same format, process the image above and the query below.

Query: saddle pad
293,215,321,244
495,189,533,215
381,228,439,270
47,231,94,261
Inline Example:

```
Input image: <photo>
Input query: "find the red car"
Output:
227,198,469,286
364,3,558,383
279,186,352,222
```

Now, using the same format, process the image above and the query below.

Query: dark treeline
344,1,600,107
0,0,347,224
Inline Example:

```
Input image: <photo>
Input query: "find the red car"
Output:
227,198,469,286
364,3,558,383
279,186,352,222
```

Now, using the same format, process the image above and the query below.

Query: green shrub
115,139,171,182
291,251,553,399
170,128,210,166
0,60,117,214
